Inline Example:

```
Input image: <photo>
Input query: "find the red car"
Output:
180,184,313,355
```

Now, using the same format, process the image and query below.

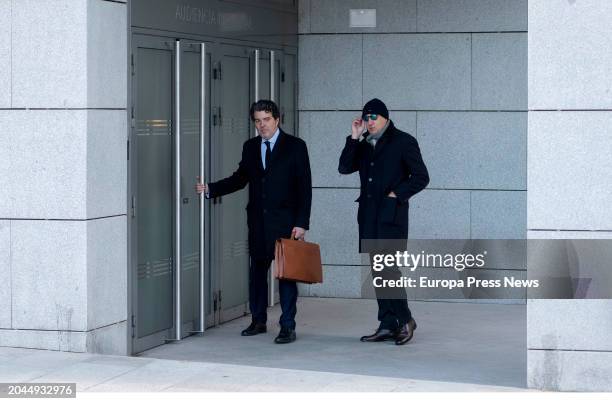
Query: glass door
130,35,214,353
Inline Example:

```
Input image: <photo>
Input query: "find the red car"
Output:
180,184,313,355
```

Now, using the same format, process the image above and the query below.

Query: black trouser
249,257,298,329
370,253,412,331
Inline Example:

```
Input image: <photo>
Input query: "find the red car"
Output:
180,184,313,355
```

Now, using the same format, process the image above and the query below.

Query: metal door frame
129,34,215,353
128,31,298,355
129,34,176,353
174,39,214,340
253,47,278,307
211,43,254,325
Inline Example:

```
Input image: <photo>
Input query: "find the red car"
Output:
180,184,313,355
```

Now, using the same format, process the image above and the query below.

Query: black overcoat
338,120,429,248
208,130,312,260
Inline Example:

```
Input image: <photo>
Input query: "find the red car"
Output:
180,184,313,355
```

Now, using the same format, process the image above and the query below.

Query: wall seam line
308,0,312,33
469,190,472,239
297,31,528,35
10,0,13,108
311,187,527,191
297,109,528,113
0,319,127,334
530,109,612,112
528,229,612,233
0,215,128,222
9,221,12,329
415,0,419,32
470,33,473,110
529,348,612,354
361,34,364,106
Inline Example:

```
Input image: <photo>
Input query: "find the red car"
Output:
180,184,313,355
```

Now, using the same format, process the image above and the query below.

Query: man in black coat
196,100,312,344
338,98,429,345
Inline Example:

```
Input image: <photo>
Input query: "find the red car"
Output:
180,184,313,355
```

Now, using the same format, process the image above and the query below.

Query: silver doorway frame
127,30,298,356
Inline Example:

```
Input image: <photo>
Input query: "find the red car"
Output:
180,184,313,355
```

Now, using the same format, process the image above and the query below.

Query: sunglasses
362,114,378,122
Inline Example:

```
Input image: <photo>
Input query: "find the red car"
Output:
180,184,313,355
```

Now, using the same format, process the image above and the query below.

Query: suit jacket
338,120,429,248
208,130,312,260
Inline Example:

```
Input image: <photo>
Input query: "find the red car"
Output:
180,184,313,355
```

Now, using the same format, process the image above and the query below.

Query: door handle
172,39,183,341
196,42,207,334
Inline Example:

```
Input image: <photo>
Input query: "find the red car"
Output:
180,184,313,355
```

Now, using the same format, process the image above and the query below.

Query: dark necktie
264,140,271,170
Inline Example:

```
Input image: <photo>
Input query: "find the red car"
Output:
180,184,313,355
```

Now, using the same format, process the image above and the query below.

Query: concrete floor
0,298,527,392
140,297,527,389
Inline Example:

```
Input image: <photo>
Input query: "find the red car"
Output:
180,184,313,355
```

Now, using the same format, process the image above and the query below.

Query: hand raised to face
351,117,365,139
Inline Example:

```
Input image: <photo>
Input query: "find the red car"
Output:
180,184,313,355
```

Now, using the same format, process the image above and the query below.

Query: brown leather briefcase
274,238,323,284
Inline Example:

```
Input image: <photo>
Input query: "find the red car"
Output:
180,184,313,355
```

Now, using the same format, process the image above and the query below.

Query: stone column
0,0,128,354
527,0,612,391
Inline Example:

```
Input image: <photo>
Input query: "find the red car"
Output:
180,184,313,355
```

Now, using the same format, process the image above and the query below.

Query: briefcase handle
291,233,306,241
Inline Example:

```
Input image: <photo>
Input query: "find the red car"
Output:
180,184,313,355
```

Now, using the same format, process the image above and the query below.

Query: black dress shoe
395,318,417,345
241,322,267,336
274,327,296,344
360,328,397,342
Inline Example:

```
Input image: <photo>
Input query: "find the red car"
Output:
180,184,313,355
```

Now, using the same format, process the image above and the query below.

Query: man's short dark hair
250,99,280,121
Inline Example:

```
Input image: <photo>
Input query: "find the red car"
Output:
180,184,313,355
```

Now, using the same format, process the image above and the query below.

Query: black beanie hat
362,98,389,120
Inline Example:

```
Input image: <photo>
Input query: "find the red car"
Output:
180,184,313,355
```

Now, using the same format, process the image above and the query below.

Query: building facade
0,0,610,391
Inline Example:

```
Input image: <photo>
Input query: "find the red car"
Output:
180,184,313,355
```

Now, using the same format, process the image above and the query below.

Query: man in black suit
196,100,312,344
338,98,429,345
